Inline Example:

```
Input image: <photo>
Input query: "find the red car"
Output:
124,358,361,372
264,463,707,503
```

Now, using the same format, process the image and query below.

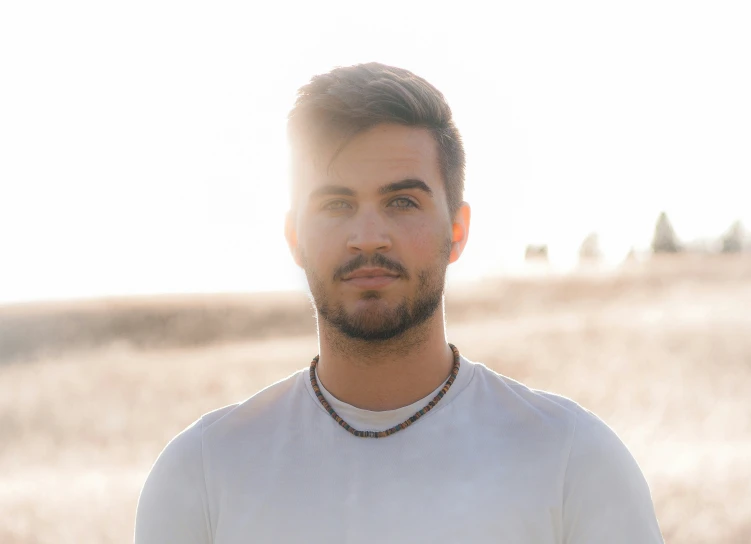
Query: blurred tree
651,212,681,253
624,247,638,262
721,220,745,253
525,244,548,261
579,232,602,262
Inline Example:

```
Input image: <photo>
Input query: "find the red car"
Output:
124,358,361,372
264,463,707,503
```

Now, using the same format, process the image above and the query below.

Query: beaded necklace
309,343,461,438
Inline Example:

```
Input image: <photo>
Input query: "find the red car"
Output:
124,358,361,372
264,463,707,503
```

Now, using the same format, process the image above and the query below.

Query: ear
449,202,471,264
284,210,303,268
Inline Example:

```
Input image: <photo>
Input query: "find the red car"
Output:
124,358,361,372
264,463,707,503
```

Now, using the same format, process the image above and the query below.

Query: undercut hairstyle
287,62,466,216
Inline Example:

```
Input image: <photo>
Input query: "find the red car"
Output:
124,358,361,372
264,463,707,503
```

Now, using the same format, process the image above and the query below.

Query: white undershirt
135,355,664,543
314,365,450,432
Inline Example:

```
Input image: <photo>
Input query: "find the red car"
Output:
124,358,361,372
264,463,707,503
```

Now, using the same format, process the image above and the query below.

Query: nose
346,206,392,254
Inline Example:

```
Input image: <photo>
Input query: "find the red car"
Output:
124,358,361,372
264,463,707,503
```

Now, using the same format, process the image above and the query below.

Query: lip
343,276,399,289
342,268,400,289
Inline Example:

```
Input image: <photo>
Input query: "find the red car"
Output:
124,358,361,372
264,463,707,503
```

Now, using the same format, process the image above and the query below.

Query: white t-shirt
135,355,664,543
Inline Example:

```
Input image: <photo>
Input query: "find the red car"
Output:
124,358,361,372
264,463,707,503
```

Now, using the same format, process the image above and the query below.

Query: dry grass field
1,255,750,543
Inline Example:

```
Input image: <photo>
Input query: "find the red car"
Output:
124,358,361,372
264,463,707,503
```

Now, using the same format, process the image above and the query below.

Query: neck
314,307,455,411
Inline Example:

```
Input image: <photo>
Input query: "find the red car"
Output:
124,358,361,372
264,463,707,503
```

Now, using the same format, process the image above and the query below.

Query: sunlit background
2,0,749,303
2,2,751,544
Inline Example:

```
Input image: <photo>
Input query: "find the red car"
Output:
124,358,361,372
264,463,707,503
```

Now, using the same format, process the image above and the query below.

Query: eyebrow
308,178,434,201
378,179,433,197
308,185,356,199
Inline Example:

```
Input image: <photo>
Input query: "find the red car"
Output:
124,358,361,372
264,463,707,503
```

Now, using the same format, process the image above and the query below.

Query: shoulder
136,369,307,541
199,368,307,440
465,361,642,474
469,361,636,464
467,360,586,432
561,407,664,541
467,362,663,541
563,401,650,494
146,368,306,471
136,416,211,542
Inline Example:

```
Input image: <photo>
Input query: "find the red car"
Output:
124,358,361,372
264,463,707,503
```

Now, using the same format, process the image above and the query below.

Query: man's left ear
284,210,303,268
449,202,471,263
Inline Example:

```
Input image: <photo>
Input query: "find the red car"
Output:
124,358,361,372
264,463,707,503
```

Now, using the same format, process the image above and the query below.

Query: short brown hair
287,62,465,216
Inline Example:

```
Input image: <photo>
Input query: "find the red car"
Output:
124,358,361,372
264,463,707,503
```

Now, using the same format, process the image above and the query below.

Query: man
135,63,664,543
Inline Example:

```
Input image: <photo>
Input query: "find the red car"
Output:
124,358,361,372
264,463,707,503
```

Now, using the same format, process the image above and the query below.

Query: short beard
302,239,452,343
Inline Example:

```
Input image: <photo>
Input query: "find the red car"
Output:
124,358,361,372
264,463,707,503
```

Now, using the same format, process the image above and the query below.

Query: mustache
333,253,410,282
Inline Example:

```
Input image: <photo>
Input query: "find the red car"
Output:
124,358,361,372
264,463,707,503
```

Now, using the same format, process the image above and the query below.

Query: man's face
287,123,464,342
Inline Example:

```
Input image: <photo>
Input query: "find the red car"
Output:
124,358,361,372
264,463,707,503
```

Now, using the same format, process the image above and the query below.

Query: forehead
298,124,444,195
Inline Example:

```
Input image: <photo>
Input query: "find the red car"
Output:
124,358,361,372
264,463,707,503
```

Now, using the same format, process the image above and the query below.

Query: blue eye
390,197,418,209
323,200,352,211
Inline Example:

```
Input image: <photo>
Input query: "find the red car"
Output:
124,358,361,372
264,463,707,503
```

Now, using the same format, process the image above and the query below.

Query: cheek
398,219,448,255
300,226,341,268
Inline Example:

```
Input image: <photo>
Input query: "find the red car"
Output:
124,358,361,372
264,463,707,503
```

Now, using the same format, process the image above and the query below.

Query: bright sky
1,1,749,303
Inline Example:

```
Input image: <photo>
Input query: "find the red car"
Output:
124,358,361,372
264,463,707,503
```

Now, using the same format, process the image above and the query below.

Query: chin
347,298,391,319
349,291,403,312
357,289,388,301
326,297,412,341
